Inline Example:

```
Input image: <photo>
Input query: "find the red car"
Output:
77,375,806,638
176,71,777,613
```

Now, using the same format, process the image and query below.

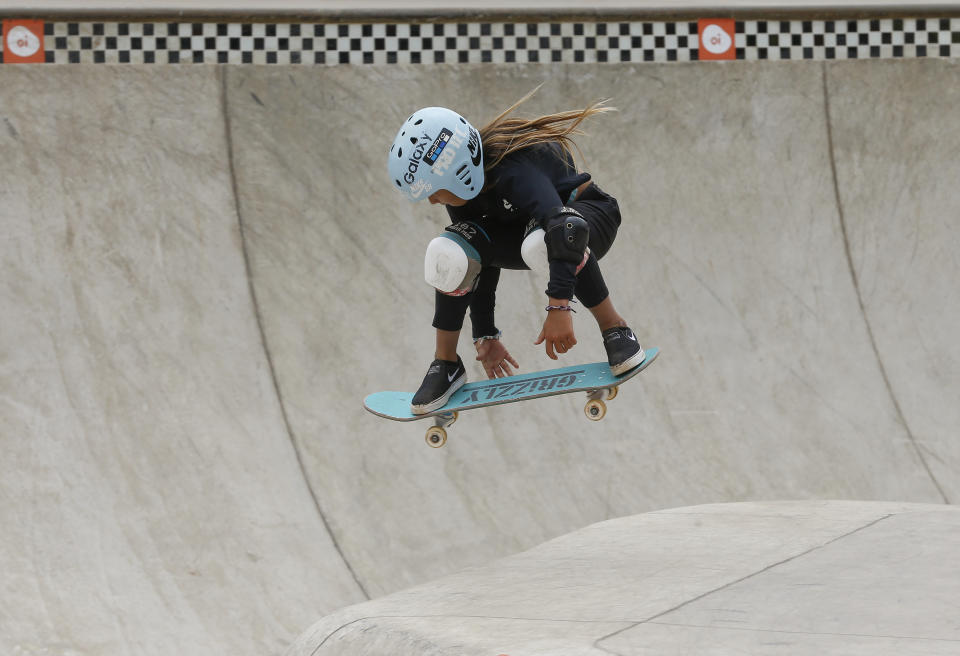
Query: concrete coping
2,1,960,20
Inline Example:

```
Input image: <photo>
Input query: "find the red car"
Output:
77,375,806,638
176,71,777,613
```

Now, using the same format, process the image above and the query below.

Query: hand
535,309,577,360
475,339,519,379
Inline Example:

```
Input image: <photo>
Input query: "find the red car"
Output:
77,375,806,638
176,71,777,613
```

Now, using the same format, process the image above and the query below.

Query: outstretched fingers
476,341,520,379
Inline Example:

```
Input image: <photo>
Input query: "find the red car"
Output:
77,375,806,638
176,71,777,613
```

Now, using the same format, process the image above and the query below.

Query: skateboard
364,347,659,447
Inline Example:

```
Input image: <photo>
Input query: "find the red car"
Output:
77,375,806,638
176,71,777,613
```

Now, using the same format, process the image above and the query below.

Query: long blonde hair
478,85,615,173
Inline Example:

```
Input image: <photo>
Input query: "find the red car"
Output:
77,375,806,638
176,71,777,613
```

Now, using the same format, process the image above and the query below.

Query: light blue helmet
387,107,484,202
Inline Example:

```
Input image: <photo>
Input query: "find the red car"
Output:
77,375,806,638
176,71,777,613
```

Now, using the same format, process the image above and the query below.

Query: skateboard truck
425,411,458,448
584,385,618,421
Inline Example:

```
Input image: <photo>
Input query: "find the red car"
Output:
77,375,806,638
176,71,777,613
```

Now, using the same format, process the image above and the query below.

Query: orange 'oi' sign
698,19,736,61
3,20,45,63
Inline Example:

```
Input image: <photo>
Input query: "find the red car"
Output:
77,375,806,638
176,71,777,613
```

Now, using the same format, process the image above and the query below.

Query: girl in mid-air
387,89,644,414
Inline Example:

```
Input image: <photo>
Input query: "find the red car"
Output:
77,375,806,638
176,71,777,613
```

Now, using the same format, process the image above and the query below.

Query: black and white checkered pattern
737,18,960,60
1,18,958,64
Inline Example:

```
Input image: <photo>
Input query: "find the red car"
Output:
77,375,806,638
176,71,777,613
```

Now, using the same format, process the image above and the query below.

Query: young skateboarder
387,89,645,414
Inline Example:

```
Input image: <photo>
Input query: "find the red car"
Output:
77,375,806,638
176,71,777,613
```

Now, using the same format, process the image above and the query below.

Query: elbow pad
543,207,589,264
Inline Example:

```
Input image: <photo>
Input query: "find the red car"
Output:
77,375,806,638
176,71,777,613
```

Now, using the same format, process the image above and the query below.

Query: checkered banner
1,18,959,64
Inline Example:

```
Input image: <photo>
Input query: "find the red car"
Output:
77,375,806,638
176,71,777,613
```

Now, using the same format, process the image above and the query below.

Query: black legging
566,182,621,307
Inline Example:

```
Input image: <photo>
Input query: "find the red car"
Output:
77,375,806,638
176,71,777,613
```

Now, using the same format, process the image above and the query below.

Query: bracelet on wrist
473,330,503,344
545,305,576,313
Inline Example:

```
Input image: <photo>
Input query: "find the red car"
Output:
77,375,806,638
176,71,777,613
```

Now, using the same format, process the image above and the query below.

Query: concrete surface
1,58,959,654
286,502,960,655
0,67,365,656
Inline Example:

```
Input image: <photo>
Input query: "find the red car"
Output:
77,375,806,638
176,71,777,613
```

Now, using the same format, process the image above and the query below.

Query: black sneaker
411,356,467,415
602,326,645,376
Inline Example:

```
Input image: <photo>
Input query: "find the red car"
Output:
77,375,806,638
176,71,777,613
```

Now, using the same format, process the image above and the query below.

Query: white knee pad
521,227,550,279
424,234,482,296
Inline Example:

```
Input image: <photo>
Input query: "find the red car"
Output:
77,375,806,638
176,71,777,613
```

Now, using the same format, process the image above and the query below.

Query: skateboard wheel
425,426,448,448
585,399,607,421
606,386,619,401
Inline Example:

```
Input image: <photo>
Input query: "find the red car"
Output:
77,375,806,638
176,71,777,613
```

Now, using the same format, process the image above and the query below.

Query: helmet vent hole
456,164,467,175
395,179,402,188
414,119,423,125
409,136,417,144
397,148,403,158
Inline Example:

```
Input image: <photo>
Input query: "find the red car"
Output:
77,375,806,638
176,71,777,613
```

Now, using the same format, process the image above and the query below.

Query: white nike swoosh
448,370,460,382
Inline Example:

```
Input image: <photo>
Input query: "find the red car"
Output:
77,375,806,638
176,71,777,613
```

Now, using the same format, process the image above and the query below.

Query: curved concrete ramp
0,67,364,655
827,59,960,503
287,501,960,655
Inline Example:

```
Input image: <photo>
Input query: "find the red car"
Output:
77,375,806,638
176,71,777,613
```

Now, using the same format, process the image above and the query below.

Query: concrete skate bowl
1,58,958,654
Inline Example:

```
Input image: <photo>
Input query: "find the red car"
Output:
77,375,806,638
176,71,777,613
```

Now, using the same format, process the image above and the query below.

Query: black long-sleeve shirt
433,142,591,338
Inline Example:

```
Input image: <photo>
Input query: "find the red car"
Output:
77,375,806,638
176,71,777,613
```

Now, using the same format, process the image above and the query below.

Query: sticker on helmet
468,128,482,167
409,179,433,199
422,128,453,166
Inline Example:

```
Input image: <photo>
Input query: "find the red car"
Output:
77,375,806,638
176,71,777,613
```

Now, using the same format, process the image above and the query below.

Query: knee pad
543,207,589,265
424,233,482,296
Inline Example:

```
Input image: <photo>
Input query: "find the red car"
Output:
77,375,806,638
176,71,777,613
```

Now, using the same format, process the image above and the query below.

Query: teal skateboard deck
364,347,658,447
